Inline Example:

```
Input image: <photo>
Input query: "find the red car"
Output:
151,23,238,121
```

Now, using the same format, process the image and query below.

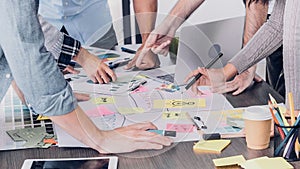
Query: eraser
203,133,221,140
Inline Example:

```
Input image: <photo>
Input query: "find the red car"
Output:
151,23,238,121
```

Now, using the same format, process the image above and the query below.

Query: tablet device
21,156,118,169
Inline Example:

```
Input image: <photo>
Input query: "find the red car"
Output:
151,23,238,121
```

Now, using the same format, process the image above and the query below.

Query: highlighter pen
121,47,136,54
185,52,223,91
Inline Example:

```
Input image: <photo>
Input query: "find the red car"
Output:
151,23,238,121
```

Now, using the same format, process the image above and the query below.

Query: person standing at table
186,0,300,111
39,0,160,69
0,0,172,154
135,0,272,95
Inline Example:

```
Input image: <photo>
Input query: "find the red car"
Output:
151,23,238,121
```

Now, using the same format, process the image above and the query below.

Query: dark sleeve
57,33,81,70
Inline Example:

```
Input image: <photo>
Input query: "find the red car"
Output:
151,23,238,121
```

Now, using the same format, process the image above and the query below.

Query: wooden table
1,81,299,169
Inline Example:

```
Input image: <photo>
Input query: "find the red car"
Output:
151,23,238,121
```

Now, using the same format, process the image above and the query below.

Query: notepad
213,155,246,167
193,139,231,153
241,156,293,169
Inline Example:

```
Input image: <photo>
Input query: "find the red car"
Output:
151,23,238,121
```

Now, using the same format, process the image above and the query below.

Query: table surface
1,47,299,169
1,80,299,169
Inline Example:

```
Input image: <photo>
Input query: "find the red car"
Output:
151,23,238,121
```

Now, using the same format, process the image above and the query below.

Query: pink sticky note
131,86,148,93
85,106,115,117
166,123,195,133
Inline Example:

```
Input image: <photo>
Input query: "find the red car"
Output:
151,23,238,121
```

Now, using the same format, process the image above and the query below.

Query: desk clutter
0,46,298,168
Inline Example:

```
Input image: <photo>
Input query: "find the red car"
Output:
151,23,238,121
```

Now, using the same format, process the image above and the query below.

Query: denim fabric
39,0,113,46
0,0,77,116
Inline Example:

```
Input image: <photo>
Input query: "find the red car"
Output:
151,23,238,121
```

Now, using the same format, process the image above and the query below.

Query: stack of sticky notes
193,139,231,153
213,155,246,168
213,155,294,169
241,156,294,169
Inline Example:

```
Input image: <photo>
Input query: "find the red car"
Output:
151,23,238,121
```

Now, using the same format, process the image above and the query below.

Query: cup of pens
272,92,300,161
243,106,272,150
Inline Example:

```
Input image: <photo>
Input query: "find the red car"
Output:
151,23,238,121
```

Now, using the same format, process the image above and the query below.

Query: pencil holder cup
274,123,300,161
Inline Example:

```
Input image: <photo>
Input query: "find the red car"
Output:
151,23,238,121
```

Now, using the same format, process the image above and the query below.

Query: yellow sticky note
37,115,49,121
213,155,246,167
154,99,206,109
162,111,188,120
193,139,231,154
117,107,145,115
241,157,293,169
91,97,114,105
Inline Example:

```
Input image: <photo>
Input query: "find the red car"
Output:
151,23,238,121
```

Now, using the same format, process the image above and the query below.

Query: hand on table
99,122,173,154
135,24,175,68
74,48,117,84
124,45,160,70
222,65,262,95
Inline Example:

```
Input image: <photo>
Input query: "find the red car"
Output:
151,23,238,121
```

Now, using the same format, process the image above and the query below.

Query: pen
121,47,136,54
185,52,223,91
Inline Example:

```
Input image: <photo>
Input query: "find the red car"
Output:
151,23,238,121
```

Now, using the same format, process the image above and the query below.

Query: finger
127,122,157,131
102,66,116,82
99,71,111,84
64,66,79,74
151,40,170,54
74,93,90,101
184,68,201,83
136,48,150,67
232,87,245,95
124,59,136,70
254,74,263,82
95,73,104,84
135,132,173,146
124,55,138,70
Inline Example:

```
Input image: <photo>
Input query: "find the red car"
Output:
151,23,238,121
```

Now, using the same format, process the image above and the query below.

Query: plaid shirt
57,33,81,70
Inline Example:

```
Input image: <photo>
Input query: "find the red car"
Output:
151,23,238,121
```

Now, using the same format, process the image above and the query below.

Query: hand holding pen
184,53,223,94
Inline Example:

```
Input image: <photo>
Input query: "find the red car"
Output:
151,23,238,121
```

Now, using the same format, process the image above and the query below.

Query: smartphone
21,156,118,169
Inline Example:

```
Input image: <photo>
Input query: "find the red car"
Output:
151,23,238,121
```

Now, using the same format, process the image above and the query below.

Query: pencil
268,101,285,139
288,92,299,158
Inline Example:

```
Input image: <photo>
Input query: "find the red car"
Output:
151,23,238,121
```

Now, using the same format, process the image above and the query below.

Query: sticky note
91,97,114,105
131,86,148,93
153,99,206,109
37,115,50,121
213,155,246,167
193,139,231,154
241,157,293,169
162,111,188,120
117,107,145,115
85,106,115,117
166,123,195,133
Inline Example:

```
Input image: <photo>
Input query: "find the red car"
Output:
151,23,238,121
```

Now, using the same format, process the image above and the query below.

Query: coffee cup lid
243,106,272,121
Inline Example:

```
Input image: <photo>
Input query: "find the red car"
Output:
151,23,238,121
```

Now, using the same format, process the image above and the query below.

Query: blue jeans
0,0,76,116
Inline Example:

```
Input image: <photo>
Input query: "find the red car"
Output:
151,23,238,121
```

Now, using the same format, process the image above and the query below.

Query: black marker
121,47,136,54
184,52,223,91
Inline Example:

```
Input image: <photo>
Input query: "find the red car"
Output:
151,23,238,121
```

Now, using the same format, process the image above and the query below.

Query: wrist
223,63,238,81
73,47,87,66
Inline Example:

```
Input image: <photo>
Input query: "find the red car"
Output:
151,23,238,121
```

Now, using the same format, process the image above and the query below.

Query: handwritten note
162,111,188,120
91,97,114,105
154,99,206,109
166,123,194,133
85,106,115,117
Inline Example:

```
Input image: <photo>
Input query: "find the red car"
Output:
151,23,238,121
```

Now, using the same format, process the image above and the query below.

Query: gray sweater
229,0,300,110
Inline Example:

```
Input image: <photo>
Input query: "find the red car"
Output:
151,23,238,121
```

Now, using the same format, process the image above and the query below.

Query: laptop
174,16,245,84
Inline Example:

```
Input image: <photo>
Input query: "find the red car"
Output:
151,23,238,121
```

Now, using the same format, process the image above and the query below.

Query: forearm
133,0,157,43
229,0,285,73
50,106,105,153
243,0,268,46
166,0,205,31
